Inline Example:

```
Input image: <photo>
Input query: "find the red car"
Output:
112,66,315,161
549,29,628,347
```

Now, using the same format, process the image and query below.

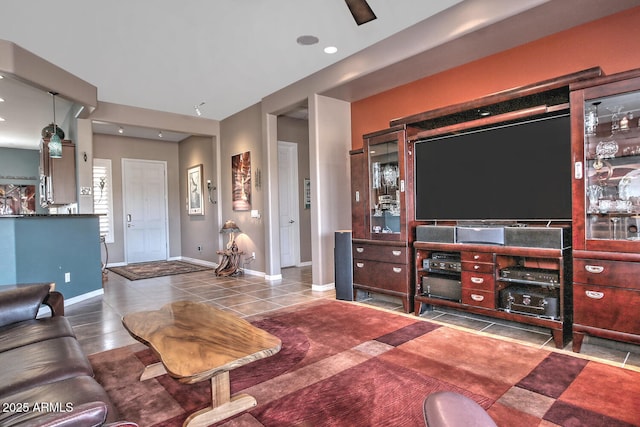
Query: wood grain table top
122,301,282,383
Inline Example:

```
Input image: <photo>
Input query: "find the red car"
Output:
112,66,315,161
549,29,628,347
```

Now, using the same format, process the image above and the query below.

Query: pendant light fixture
48,92,62,158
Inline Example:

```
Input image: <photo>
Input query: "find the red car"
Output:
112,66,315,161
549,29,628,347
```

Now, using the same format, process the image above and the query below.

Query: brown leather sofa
0,283,136,426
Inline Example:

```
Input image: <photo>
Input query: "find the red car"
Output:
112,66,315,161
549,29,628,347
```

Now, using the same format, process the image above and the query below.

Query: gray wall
179,135,219,263
220,103,265,272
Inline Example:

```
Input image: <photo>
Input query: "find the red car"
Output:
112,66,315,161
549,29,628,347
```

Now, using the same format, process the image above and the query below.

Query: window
93,159,114,243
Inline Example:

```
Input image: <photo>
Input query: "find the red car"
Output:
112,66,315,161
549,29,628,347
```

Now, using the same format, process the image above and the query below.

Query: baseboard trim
265,274,283,281
65,288,105,307
313,283,335,292
179,256,217,268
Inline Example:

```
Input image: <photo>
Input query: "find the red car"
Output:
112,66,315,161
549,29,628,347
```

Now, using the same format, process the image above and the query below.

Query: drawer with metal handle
573,283,640,334
574,258,640,290
352,243,408,263
353,260,409,293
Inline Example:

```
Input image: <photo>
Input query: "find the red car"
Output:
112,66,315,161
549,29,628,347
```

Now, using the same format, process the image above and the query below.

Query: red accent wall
351,6,640,149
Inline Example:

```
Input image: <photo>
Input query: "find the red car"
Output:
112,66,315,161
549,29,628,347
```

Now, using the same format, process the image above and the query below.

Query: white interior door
123,159,168,263
278,141,300,268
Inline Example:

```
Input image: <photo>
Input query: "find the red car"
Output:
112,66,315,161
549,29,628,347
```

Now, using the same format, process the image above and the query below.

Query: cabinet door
350,151,367,239
366,128,407,241
40,139,77,206
51,142,77,205
572,73,640,253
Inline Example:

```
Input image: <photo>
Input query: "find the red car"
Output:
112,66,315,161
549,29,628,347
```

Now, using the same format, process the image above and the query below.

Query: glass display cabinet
570,69,640,352
582,90,640,245
350,125,413,312
369,136,402,237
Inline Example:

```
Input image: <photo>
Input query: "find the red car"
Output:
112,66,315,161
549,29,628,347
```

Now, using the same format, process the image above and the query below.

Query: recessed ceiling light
0,97,4,102
158,130,163,138
297,35,319,46
0,117,5,122
324,46,338,54
118,126,124,134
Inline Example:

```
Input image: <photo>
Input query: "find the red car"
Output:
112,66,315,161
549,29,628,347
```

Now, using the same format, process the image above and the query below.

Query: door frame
277,141,301,267
121,158,170,264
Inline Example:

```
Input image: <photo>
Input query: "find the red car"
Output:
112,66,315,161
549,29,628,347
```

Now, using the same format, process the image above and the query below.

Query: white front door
122,159,168,263
278,141,300,268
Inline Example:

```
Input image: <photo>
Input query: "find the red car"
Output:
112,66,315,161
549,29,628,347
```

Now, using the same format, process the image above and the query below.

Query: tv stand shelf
414,241,572,349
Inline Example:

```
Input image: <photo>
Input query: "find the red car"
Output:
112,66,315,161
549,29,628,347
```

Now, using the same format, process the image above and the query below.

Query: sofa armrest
0,284,53,328
43,290,65,316
11,401,138,427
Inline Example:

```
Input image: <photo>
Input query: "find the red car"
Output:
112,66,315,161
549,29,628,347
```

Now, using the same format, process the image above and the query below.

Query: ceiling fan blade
344,0,377,26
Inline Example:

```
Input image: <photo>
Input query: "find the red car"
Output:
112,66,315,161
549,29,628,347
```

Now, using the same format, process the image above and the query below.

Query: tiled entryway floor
66,265,640,370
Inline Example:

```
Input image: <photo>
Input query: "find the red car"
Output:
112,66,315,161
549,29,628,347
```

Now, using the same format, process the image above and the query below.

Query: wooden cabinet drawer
461,252,493,263
462,289,495,309
574,259,640,290
461,271,494,292
461,261,494,274
353,260,409,293
573,283,640,335
352,243,408,263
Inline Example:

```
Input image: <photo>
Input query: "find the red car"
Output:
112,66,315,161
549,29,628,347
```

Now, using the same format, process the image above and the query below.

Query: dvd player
500,266,559,286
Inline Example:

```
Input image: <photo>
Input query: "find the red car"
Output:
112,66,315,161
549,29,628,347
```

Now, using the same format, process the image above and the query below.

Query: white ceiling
0,0,463,120
1,0,640,150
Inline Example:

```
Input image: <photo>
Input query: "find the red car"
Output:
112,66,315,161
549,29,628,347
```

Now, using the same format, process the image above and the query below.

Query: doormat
108,261,212,281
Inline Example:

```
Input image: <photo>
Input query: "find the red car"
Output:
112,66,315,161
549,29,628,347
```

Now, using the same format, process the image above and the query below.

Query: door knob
289,219,295,223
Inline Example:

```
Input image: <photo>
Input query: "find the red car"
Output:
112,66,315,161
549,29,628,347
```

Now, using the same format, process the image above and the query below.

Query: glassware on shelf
382,164,398,189
620,112,630,131
610,216,621,239
587,184,603,213
596,139,619,159
609,105,623,133
372,162,381,189
585,102,600,136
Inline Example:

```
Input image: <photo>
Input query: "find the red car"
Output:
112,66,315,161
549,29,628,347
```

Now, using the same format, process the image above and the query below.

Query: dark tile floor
66,266,640,371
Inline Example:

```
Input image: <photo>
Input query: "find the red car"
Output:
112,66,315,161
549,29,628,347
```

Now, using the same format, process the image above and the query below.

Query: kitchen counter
0,215,102,299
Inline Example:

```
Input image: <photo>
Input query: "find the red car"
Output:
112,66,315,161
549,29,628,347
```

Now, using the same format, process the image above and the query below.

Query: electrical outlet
197,246,202,251
251,252,256,258
64,272,71,283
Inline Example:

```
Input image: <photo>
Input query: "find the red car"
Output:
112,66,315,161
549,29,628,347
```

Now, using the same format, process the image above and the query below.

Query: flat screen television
414,113,571,222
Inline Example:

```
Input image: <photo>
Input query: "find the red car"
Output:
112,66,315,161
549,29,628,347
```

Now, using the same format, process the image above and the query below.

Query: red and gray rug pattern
89,300,640,426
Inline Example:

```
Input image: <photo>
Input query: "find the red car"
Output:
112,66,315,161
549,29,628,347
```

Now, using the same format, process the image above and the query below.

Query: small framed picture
304,178,311,209
232,151,251,211
187,164,204,215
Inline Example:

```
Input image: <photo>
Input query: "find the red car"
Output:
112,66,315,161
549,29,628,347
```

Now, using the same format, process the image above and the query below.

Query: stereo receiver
423,253,461,274
500,266,559,286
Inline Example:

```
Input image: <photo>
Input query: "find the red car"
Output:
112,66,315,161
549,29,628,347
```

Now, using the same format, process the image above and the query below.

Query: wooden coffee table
122,301,281,427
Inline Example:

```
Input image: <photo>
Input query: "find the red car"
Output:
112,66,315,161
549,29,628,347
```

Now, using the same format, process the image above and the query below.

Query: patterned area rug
107,261,212,280
89,300,640,426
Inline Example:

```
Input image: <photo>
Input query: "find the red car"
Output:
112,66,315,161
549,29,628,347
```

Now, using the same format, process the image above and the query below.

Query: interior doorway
122,159,169,263
278,141,300,267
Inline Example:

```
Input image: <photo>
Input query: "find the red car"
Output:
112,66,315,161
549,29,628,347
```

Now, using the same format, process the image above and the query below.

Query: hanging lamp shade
47,92,63,158
48,133,62,158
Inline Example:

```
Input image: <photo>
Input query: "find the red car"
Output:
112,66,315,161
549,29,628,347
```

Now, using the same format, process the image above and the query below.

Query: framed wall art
232,151,251,211
187,164,204,215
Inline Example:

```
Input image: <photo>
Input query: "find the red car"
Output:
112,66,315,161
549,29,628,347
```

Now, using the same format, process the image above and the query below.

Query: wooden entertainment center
350,67,640,352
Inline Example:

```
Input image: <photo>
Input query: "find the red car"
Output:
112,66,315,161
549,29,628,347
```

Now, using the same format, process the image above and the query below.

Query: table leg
183,371,257,427
140,361,167,381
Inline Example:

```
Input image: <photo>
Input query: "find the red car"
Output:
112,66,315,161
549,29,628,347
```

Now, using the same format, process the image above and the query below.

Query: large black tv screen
414,114,571,221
